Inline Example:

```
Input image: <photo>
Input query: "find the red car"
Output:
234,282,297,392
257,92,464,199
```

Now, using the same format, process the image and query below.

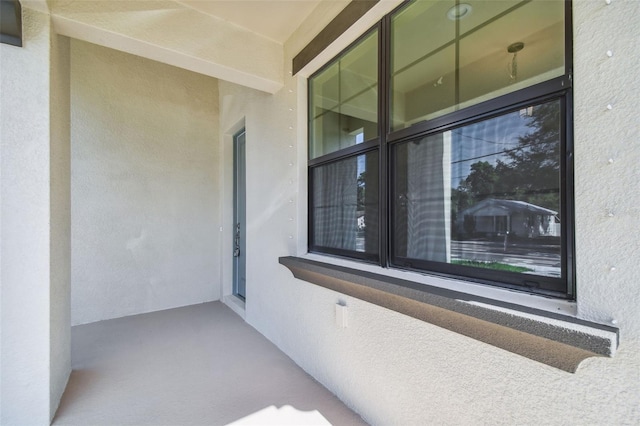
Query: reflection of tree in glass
500,101,561,210
459,161,498,201
453,101,561,217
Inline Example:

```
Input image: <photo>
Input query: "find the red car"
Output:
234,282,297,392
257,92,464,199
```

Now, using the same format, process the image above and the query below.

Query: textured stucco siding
572,0,640,339
70,40,221,325
0,7,71,424
49,32,72,420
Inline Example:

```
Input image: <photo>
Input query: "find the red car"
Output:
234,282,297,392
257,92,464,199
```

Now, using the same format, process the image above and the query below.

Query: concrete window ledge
279,256,619,373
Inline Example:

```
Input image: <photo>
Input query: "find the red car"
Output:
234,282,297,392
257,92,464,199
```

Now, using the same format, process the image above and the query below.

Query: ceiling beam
50,2,284,93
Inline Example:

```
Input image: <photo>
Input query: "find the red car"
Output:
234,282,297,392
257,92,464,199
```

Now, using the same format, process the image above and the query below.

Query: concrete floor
53,302,367,425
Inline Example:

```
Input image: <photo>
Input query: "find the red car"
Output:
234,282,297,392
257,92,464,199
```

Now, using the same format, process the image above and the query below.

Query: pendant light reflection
507,42,524,83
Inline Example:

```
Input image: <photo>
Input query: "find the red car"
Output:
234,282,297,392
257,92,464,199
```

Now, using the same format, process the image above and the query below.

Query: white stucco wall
222,0,640,424
70,40,221,325
49,32,72,419
1,7,71,424
572,0,640,339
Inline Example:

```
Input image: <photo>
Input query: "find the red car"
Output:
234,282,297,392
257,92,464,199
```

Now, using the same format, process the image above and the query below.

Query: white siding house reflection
457,198,560,238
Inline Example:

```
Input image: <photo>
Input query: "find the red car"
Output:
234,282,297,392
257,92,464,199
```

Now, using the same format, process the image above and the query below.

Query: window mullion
379,16,390,268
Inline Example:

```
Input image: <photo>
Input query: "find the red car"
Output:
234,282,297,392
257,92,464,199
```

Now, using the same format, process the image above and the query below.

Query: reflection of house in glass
456,198,560,238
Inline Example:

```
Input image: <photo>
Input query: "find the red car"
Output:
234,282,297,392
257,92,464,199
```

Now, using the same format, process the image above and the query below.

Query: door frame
222,120,246,318
232,128,246,300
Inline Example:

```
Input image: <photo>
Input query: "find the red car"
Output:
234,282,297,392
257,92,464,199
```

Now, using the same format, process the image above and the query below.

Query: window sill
279,256,619,373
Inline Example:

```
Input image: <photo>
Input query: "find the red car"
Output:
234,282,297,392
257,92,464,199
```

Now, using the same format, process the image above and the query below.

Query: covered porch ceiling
26,0,330,93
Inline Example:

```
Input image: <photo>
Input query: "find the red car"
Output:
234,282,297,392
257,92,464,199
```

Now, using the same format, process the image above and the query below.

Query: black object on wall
1,0,22,47
292,0,378,76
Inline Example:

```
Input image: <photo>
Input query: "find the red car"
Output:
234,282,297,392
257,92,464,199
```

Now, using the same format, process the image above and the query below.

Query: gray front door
233,129,246,300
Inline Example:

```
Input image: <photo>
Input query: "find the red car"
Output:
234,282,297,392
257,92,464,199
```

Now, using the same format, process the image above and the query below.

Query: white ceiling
47,0,340,93
176,0,322,43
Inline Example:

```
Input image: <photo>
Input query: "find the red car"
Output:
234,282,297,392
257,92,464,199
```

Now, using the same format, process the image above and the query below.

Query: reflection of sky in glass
450,109,533,187
357,153,366,176
356,132,366,178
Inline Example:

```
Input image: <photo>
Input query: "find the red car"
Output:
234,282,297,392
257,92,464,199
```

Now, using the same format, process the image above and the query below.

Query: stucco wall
223,0,640,424
70,40,221,325
0,7,71,424
49,32,72,420
572,0,640,339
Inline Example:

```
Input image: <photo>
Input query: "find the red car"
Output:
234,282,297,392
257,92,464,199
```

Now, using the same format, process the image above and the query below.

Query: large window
308,0,573,297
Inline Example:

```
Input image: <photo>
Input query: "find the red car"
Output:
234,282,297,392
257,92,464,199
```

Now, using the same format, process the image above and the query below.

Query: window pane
312,151,379,256
392,100,561,278
391,0,457,130
309,30,378,159
390,0,564,131
458,1,565,108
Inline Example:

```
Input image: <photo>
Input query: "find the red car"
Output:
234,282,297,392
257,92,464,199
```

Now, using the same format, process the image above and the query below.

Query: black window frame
308,0,575,299
308,24,383,263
